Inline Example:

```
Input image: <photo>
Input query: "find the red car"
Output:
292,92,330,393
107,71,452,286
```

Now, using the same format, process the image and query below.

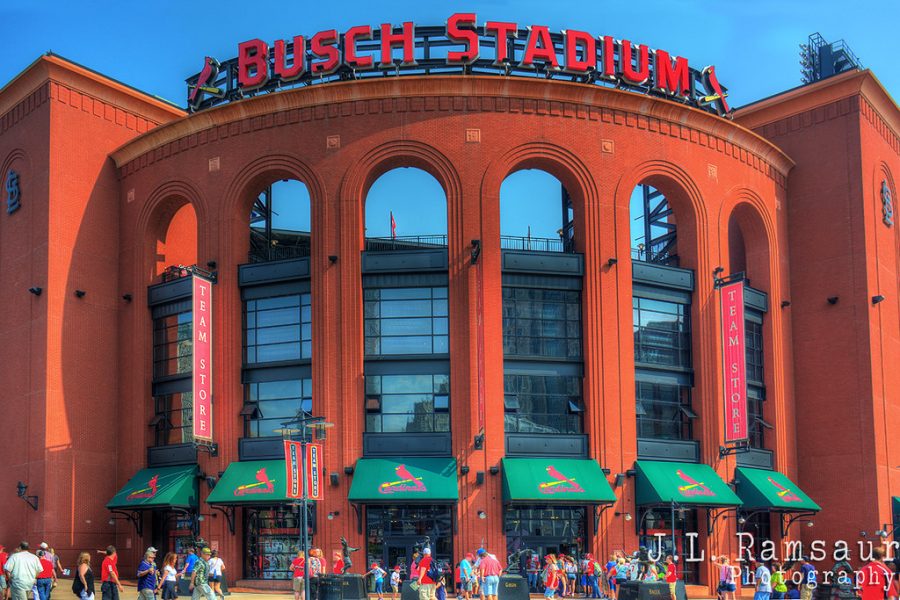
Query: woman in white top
160,553,179,600
207,550,225,600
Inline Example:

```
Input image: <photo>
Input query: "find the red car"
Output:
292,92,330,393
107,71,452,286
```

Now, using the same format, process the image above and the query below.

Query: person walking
189,548,215,600
390,566,401,600
181,549,198,581
159,553,179,600
664,556,677,600
136,547,159,600
770,563,787,600
477,550,502,600
35,551,55,600
100,546,123,600
586,555,602,600
543,555,560,600
797,557,816,600
858,548,893,600
718,556,736,600
4,542,43,600
290,551,305,600
416,548,437,600
458,554,474,600
207,551,224,600
74,553,95,600
754,561,772,600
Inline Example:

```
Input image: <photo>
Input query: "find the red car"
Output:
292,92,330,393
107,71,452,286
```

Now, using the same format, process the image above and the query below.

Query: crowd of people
0,542,225,600
3,540,900,600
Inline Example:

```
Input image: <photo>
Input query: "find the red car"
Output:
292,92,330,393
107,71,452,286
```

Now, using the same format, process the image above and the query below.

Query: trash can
340,575,368,600
499,575,529,600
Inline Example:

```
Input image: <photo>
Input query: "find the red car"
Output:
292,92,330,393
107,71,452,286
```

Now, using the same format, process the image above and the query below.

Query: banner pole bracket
718,441,750,458
194,442,219,457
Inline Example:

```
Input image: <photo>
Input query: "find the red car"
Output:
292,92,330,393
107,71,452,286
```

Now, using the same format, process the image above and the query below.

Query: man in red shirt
35,551,55,600
290,551,306,600
417,548,436,600
476,550,502,600
100,546,124,600
859,548,893,600
664,556,677,600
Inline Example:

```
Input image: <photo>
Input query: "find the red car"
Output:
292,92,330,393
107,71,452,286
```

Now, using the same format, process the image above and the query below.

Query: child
366,563,387,600
390,566,402,600
435,570,447,600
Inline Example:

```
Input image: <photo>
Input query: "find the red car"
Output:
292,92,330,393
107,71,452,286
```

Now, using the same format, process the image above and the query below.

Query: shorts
138,589,156,600
208,576,219,583
0,575,6,590
162,581,178,600
721,583,736,593
465,579,475,592
391,585,399,594
482,576,499,597
544,589,557,599
669,583,676,596
292,578,305,593
754,593,771,600
376,580,384,594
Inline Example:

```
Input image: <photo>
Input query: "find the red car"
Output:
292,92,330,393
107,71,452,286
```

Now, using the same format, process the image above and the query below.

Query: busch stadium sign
186,14,731,117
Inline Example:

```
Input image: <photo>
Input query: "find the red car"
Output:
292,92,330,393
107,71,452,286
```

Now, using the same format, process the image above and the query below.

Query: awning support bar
110,510,143,537
352,504,363,535
707,506,738,535
780,511,817,538
594,504,612,532
210,505,236,535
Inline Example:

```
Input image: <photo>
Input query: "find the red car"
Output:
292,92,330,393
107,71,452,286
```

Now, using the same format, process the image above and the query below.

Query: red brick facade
0,55,898,592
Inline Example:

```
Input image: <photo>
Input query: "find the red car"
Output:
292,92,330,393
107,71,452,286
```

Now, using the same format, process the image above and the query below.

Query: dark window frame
502,287,583,360
364,287,450,357
364,373,451,434
635,379,694,441
633,296,692,370
503,373,583,435
153,310,192,379
244,292,312,365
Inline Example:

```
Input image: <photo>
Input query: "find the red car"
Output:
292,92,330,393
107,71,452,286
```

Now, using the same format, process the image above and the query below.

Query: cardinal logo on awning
127,474,159,500
234,467,275,496
767,477,802,503
676,469,715,497
378,464,427,494
539,466,585,495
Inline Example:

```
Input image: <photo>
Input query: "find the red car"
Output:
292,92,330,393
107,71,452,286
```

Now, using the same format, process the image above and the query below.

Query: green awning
635,461,741,507
349,458,458,503
502,458,617,504
735,468,820,512
207,460,294,505
893,497,900,519
107,465,198,510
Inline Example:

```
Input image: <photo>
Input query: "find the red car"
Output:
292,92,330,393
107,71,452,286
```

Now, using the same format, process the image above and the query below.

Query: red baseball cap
372,563,378,569
394,566,401,571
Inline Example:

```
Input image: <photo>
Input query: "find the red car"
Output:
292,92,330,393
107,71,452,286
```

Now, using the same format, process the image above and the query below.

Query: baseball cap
423,548,431,555
147,547,158,554
39,543,49,549
465,553,475,560
371,563,378,569
201,548,212,555
394,566,401,571
477,549,486,556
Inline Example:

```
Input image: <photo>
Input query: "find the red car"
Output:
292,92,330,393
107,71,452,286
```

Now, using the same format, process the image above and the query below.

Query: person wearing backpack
543,555,560,599
587,557,602,599
416,548,437,600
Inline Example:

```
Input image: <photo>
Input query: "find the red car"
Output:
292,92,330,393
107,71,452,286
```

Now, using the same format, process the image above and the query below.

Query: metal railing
501,235,575,253
631,246,680,267
364,235,447,252
248,241,311,263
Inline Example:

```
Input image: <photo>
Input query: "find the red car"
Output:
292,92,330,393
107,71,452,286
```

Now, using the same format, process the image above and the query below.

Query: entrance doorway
150,510,195,569
365,506,453,574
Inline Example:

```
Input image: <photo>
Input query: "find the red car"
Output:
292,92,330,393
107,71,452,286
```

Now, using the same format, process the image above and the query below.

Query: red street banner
719,279,748,443
307,443,323,501
192,275,213,443
284,441,302,499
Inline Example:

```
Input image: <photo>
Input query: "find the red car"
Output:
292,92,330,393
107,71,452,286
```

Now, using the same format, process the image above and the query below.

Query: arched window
249,179,311,263
155,202,198,277
364,167,447,251
630,184,678,266
500,169,574,253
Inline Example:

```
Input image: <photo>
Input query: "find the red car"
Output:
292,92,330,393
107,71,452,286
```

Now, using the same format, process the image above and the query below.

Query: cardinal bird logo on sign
127,474,159,500
767,477,802,503
675,469,715,497
187,56,225,111
234,468,276,496
538,466,585,495
378,464,427,494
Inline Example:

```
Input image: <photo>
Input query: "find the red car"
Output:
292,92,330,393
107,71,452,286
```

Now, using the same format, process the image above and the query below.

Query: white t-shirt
208,558,224,577
391,572,401,586
164,566,177,582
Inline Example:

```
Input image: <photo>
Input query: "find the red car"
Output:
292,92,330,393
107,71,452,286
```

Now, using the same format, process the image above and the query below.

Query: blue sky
4,0,898,244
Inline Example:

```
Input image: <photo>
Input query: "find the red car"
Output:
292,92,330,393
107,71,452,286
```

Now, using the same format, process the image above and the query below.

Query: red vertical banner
307,443,323,501
719,279,748,443
284,440,303,499
192,275,214,443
